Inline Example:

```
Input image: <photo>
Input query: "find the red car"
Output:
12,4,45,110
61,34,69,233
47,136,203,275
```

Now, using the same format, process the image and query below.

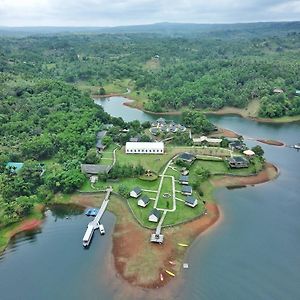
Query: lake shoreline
93,94,300,124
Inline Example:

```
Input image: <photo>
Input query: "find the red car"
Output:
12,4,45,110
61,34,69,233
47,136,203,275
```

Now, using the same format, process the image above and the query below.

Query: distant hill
1,21,300,38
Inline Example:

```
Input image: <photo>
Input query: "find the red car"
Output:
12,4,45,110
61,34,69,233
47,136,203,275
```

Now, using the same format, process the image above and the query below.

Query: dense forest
0,22,300,225
1,23,300,117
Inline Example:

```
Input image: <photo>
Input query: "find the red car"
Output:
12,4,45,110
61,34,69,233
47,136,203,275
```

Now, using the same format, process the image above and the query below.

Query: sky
0,0,299,27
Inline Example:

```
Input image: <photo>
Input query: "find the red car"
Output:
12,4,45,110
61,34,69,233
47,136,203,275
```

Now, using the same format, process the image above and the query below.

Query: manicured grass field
156,176,174,210
127,198,157,229
190,156,263,176
163,201,205,226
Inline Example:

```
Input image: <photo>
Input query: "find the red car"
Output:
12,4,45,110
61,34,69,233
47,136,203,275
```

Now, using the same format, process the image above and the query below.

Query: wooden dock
82,187,112,247
150,211,167,244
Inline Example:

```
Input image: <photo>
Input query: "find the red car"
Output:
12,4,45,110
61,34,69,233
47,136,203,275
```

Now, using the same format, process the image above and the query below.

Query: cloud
0,0,299,26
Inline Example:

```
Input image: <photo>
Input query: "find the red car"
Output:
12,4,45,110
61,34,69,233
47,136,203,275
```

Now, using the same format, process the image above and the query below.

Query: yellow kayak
178,243,189,247
165,270,176,277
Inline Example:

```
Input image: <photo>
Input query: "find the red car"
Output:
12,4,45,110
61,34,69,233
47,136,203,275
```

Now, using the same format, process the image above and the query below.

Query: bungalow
156,118,166,125
130,187,142,198
178,124,187,132
160,125,168,132
169,124,177,133
243,149,255,157
228,156,249,168
273,88,284,94
229,140,246,151
129,135,141,142
193,136,222,146
6,162,24,173
125,142,164,154
296,90,300,96
181,185,193,196
150,127,159,136
81,164,110,176
179,175,189,185
185,196,198,208
137,195,150,207
148,208,161,223
96,130,107,151
178,152,196,165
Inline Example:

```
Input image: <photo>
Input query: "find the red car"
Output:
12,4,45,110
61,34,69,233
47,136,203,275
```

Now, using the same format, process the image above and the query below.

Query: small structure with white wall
125,142,164,154
138,195,150,207
148,208,161,223
179,175,189,185
185,196,198,208
130,187,142,198
193,136,222,146
243,149,255,157
181,185,193,196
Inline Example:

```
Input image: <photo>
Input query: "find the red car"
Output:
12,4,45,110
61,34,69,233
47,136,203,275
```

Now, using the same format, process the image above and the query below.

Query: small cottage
181,185,193,196
178,152,196,165
273,88,284,94
229,140,246,151
81,164,110,176
130,187,142,198
228,156,249,168
138,195,150,207
185,196,198,208
243,149,255,157
148,209,161,223
96,130,107,151
150,127,159,136
6,162,24,173
179,175,189,185
193,136,222,146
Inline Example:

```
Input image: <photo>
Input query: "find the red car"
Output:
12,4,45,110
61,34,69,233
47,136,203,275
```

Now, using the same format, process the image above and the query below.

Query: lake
0,96,299,300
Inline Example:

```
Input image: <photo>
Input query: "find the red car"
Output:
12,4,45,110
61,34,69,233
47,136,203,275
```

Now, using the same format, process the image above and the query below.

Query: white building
193,136,222,146
125,142,164,154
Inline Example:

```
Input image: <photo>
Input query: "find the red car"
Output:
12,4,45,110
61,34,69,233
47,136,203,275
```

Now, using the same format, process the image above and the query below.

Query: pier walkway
83,187,113,247
150,210,167,244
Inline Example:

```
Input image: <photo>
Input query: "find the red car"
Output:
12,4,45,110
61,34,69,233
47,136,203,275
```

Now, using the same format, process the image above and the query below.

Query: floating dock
82,187,112,247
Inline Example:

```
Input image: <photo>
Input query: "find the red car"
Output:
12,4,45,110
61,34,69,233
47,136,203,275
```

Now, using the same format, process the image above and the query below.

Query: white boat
294,144,300,149
99,224,105,235
83,224,94,247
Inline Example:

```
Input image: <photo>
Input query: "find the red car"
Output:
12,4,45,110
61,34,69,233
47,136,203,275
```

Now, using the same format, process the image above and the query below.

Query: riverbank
0,204,44,254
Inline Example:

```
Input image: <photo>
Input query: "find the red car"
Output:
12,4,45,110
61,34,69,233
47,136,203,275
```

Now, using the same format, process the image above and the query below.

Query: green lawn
127,198,157,229
80,176,160,193
163,201,205,226
116,147,174,173
189,156,263,176
156,176,173,210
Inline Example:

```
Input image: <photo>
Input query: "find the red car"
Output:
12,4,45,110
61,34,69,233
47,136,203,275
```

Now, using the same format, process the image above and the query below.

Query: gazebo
243,149,255,157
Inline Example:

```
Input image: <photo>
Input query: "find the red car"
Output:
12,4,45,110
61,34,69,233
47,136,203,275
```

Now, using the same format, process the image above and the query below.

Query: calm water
0,96,299,300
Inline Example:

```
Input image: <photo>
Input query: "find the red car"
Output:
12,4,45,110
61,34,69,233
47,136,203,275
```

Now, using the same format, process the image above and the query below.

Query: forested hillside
1,24,299,117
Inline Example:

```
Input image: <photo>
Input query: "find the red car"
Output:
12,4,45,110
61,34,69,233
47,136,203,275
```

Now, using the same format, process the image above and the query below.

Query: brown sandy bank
70,193,220,289
257,139,285,146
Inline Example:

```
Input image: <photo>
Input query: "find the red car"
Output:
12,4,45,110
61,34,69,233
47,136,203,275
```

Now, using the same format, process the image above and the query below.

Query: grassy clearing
79,176,160,193
189,156,263,176
156,176,173,210
144,58,161,71
163,201,205,226
127,198,157,229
